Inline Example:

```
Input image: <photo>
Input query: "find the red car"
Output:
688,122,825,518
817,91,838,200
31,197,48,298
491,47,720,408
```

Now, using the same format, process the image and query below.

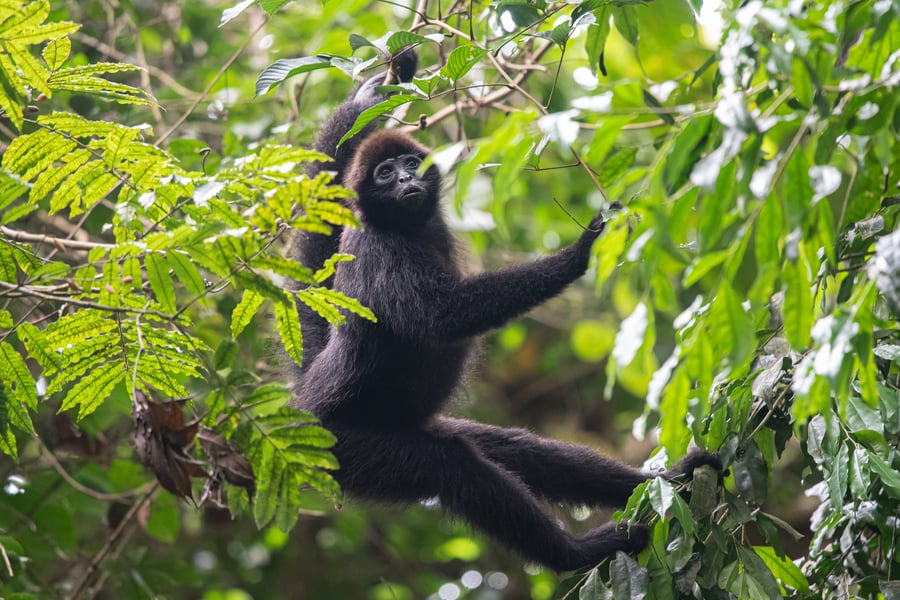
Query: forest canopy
1,0,900,598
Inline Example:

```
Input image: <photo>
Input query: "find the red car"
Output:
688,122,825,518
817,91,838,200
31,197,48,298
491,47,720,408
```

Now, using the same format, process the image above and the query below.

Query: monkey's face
359,152,440,228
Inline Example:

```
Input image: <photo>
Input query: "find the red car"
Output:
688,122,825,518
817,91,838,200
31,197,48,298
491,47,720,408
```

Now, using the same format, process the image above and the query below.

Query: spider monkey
290,50,720,572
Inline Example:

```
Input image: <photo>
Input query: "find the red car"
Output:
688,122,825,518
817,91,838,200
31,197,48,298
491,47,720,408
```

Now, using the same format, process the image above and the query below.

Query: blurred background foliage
1,0,899,598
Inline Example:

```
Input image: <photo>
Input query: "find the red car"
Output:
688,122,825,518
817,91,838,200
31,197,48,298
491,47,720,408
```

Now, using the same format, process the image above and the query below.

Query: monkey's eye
406,157,420,169
377,166,393,178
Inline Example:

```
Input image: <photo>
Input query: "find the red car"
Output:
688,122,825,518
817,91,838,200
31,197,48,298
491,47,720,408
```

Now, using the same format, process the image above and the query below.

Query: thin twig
0,280,176,320
34,435,152,502
65,483,159,600
0,226,114,251
156,19,268,145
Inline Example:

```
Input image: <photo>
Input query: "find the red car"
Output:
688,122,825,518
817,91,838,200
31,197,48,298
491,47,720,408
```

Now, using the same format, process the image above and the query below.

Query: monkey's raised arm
436,215,606,341
309,50,419,183
297,50,419,276
293,51,418,375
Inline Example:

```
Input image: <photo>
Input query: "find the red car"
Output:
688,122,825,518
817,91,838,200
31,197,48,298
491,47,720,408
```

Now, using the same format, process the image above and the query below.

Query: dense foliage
1,0,899,598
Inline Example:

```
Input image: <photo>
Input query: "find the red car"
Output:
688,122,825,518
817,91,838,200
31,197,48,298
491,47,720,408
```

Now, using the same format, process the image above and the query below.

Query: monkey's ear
390,48,418,83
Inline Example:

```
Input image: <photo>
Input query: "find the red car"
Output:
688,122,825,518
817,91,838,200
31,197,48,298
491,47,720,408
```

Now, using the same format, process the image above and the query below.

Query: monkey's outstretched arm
435,215,606,341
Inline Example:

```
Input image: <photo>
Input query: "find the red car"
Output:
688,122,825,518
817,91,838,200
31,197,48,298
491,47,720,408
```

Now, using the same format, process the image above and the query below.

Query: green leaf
611,6,639,46
274,294,303,366
167,251,206,296
684,249,730,287
826,444,849,510
231,289,265,337
44,309,118,349
664,115,712,194
710,285,754,372
252,439,278,527
213,339,239,371
146,253,176,313
782,259,812,350
584,19,611,76
849,447,871,500
0,53,25,130
867,452,900,500
337,94,419,148
385,31,434,54
610,551,649,599
5,40,52,96
243,383,292,413
551,22,571,47
348,33,374,52
255,55,336,96
670,492,695,537
259,0,291,15
440,45,487,82
736,546,783,600
659,367,690,459
646,476,674,518
732,440,768,505
252,255,315,283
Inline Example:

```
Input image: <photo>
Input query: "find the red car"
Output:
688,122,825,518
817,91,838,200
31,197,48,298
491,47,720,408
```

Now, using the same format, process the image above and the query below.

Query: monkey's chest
329,331,472,427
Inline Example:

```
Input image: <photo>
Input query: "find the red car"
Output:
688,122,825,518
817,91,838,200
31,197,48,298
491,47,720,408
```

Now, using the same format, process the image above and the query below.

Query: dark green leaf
256,55,336,96
610,551,649,599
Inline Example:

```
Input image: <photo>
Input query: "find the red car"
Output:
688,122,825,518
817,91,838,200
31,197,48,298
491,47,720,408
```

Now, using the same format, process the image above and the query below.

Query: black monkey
290,52,720,571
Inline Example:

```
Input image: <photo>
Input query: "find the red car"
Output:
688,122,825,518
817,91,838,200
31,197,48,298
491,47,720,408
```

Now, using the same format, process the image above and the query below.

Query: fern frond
43,309,118,349
0,169,29,214
251,255,315,284
231,289,264,337
4,40,51,96
134,359,188,398
50,73,155,105
299,287,376,324
9,20,79,46
273,295,303,366
0,52,25,130
235,405,339,530
0,342,37,440
60,359,125,419
16,322,62,370
29,148,90,202
2,129,73,176
296,288,344,327
45,341,119,394
40,111,119,138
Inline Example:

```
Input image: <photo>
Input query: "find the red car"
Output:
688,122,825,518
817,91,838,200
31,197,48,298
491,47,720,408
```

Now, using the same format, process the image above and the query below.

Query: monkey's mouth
400,185,426,203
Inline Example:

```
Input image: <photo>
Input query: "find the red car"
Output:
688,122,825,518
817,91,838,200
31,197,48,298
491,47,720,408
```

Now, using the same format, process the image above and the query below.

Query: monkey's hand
354,49,419,104
578,201,622,245
664,449,723,480
662,450,724,518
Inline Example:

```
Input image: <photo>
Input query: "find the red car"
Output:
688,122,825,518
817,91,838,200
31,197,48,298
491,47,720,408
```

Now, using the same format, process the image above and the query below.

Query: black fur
290,52,720,571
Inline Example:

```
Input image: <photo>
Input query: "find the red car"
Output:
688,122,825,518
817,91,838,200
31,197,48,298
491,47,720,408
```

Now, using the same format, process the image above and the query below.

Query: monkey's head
345,130,441,230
